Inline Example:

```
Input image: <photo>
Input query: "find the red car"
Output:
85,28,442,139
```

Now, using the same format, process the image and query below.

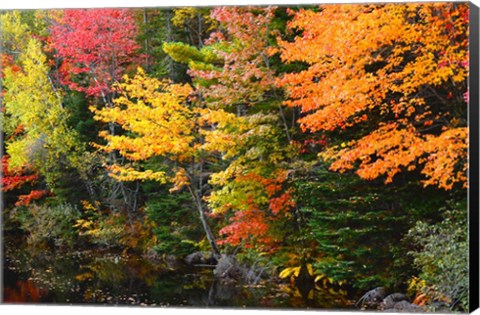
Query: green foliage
10,203,81,248
407,204,468,311
63,91,98,144
137,9,187,80
295,167,413,290
145,192,201,256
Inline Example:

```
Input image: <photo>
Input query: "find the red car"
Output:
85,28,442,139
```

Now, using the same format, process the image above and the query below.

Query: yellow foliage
279,266,301,279
171,7,217,32
0,11,31,53
92,68,195,184
279,263,314,280
3,36,83,178
407,276,428,297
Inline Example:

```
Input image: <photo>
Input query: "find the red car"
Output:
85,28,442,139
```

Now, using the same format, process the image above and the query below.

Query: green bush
295,168,412,290
11,203,81,248
407,205,468,311
144,192,202,257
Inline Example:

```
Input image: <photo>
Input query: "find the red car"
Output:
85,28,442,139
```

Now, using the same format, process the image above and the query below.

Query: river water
3,242,355,309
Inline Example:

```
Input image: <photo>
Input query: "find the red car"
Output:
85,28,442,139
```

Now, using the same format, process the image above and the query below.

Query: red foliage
1,54,21,78
1,155,38,192
49,9,140,97
218,202,274,249
217,171,295,251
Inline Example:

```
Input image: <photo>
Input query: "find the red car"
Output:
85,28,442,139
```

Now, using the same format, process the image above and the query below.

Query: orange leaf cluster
15,190,52,207
218,204,273,249
278,3,469,189
214,170,294,250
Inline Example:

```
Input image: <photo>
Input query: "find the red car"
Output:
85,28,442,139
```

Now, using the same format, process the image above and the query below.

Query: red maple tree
49,9,140,98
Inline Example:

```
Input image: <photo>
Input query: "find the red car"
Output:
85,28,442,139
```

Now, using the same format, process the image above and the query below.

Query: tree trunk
143,9,150,71
187,185,221,259
166,9,175,82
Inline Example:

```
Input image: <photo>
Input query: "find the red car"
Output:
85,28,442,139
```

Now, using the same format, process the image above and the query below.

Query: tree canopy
1,4,470,311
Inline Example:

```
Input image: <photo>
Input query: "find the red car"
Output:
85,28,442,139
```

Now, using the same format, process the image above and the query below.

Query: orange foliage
218,203,273,249
278,3,468,189
15,190,52,207
214,170,295,250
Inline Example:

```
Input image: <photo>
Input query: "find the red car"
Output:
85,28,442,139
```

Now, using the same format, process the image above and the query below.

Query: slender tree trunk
187,185,221,259
143,9,150,71
166,9,175,82
197,12,203,48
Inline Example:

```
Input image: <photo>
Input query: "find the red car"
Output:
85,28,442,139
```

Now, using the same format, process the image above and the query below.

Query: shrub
74,200,158,253
407,205,468,311
11,203,81,248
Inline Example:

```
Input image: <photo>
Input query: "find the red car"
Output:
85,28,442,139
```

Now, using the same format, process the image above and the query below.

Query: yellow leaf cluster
92,68,195,182
171,7,218,32
107,165,168,183
3,35,82,175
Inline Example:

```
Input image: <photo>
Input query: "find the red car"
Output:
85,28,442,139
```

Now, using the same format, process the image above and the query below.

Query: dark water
3,242,355,309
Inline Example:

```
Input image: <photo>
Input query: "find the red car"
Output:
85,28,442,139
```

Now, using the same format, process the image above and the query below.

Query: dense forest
1,3,469,311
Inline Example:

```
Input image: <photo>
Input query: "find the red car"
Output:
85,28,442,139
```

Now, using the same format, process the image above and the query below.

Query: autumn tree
164,6,298,251
274,3,470,294
91,68,221,257
48,8,146,210
49,9,140,99
0,11,90,203
202,112,296,251
278,3,469,190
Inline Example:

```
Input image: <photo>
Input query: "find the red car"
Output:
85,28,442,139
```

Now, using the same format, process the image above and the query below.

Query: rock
356,286,387,309
213,255,245,282
165,254,182,270
213,281,238,300
382,293,409,309
391,300,424,312
144,248,162,263
430,301,451,313
184,251,215,265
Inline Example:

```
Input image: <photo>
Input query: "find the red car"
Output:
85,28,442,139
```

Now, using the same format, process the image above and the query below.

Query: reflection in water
3,279,47,303
3,242,354,308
